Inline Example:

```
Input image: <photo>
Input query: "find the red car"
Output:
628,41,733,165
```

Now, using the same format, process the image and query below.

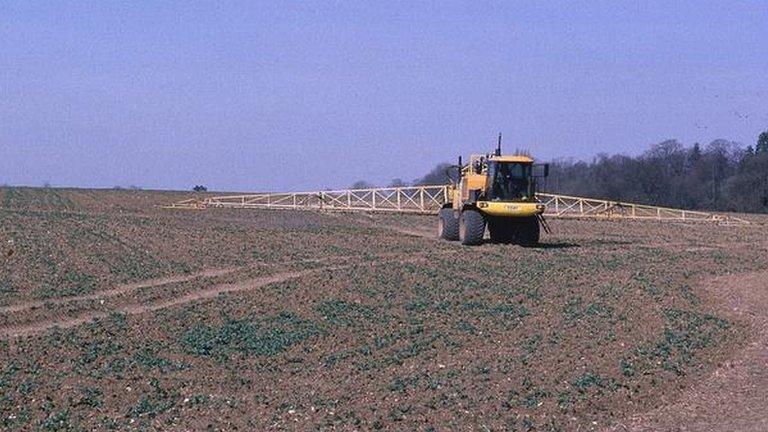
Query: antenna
496,133,502,156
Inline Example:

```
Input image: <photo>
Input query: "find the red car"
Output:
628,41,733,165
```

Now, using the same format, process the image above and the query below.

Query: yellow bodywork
460,173,488,201
476,201,545,217
448,153,546,216
488,155,534,163
441,147,547,245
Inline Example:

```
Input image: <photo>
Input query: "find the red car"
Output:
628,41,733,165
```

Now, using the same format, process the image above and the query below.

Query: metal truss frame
165,185,749,225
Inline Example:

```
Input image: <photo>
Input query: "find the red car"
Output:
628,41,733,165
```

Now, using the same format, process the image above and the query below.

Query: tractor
438,136,549,246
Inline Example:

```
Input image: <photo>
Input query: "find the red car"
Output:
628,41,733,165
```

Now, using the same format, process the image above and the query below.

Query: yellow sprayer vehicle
438,135,550,246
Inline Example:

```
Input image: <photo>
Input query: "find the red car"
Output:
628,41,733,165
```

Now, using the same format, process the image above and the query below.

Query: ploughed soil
0,186,766,431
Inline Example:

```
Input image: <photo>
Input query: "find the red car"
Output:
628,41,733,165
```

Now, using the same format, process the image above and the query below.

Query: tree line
545,132,768,213
353,130,768,214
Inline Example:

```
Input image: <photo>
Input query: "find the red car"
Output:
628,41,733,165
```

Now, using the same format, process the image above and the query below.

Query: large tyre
517,217,541,246
459,209,486,246
438,208,459,241
488,218,514,244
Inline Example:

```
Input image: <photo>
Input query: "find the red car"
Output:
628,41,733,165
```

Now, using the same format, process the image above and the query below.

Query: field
0,186,766,431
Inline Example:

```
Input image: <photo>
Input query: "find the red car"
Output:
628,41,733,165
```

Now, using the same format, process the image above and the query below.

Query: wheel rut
0,266,242,314
0,254,403,315
0,254,433,339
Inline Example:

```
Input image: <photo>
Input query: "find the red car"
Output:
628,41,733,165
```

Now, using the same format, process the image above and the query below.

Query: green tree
413,163,453,185
351,180,374,189
689,142,702,161
685,142,702,173
757,131,768,154
388,178,408,188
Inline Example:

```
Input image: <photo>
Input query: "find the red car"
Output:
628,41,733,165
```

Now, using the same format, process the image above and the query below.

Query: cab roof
489,155,534,163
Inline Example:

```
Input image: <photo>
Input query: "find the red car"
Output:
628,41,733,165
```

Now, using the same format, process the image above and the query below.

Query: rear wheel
488,218,514,244
517,217,541,246
459,209,486,245
487,216,540,245
437,208,459,240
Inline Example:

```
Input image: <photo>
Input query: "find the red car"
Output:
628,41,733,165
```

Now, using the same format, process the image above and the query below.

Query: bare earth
0,187,766,431
1,254,434,339
611,270,768,432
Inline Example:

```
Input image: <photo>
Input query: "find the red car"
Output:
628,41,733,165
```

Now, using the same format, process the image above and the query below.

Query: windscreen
487,161,533,201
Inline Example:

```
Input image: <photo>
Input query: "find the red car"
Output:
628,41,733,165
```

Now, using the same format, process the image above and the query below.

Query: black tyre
488,218,514,244
517,217,541,246
438,208,459,241
459,209,486,246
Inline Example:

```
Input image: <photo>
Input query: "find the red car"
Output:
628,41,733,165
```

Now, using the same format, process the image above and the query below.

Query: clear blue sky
1,1,767,191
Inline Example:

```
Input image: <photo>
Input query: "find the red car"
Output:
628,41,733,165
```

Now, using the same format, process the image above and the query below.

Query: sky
1,1,767,192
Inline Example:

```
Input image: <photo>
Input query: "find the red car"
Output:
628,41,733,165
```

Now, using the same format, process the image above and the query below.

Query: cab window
488,162,532,201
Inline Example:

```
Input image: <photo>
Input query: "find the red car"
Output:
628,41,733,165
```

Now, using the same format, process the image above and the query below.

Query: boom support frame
164,185,749,225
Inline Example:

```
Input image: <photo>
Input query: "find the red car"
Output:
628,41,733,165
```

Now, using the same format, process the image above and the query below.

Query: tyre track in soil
0,252,415,315
608,270,768,432
0,253,436,339
0,266,242,314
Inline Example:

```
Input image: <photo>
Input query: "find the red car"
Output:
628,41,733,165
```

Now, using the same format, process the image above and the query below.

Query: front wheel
459,209,486,246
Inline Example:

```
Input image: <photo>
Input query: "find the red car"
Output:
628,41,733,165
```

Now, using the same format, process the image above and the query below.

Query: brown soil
608,270,768,432
1,254,432,339
0,186,766,431
0,266,244,315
